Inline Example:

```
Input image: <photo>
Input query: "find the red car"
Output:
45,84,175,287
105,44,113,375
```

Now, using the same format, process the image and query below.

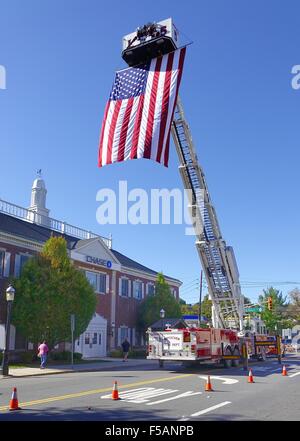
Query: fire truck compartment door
162,332,183,351
196,331,211,356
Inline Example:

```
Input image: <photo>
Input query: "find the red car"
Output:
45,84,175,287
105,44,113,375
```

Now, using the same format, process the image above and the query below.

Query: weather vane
37,169,42,177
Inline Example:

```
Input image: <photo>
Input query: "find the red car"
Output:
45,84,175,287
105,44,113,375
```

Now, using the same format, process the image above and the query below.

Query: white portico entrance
75,313,107,358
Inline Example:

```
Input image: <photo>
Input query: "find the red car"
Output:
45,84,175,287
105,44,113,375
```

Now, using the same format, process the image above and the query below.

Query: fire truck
121,19,281,367
146,326,275,368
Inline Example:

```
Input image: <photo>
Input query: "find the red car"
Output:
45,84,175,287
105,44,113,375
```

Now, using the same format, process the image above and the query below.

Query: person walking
121,338,130,362
38,340,49,369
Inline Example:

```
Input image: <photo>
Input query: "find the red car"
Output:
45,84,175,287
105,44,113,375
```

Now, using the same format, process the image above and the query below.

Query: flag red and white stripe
98,47,186,168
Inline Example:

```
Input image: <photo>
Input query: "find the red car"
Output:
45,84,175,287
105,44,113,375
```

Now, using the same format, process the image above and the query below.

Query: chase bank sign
86,255,112,268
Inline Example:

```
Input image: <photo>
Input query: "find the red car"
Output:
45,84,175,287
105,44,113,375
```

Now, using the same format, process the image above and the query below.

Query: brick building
0,175,181,357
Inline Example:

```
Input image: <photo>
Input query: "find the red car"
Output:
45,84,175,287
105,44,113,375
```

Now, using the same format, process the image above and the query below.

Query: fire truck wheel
232,348,240,367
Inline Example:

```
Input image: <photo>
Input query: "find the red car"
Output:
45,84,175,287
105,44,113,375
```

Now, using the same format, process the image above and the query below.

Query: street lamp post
160,308,165,330
0,285,15,377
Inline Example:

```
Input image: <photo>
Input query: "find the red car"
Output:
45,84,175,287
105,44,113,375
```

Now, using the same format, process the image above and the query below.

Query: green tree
12,237,97,348
258,287,291,333
201,294,212,320
283,288,300,323
180,302,199,315
137,273,181,331
243,296,252,306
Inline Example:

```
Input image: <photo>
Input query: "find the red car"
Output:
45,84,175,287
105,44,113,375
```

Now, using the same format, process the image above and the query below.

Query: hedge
109,348,146,359
50,351,82,361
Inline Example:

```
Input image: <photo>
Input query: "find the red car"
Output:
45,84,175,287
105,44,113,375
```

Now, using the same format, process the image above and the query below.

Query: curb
3,360,154,379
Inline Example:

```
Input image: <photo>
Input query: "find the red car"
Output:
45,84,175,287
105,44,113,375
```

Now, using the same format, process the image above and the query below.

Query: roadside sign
244,307,261,313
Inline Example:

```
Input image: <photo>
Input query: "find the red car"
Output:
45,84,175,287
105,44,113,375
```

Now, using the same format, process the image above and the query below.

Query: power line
181,281,199,289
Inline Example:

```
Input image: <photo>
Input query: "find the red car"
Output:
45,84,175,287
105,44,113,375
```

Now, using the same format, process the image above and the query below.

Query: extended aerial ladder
122,18,245,330
171,98,244,330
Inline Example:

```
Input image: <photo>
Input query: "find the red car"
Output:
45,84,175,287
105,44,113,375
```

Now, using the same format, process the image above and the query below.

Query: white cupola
28,170,50,225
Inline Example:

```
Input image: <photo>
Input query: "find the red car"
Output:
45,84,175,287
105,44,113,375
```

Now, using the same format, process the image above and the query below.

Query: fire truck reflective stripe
190,401,232,417
198,376,239,385
255,341,277,346
222,355,240,359
147,391,202,406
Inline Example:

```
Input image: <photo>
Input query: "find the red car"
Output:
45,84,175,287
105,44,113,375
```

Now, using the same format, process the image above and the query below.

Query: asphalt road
0,354,299,421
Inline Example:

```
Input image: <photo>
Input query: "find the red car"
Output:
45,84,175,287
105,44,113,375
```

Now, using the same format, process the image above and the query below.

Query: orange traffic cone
205,375,213,392
282,365,288,376
9,387,21,411
112,381,120,400
247,369,254,383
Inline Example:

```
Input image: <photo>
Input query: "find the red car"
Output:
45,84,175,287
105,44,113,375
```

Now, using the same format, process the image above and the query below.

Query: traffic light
267,297,273,311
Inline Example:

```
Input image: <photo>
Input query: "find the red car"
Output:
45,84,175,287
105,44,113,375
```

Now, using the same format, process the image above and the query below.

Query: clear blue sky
1,1,300,304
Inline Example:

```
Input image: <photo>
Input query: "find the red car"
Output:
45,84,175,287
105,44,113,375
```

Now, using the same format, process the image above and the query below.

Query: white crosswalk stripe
289,371,300,378
101,387,179,403
178,401,232,420
101,387,203,405
147,391,202,406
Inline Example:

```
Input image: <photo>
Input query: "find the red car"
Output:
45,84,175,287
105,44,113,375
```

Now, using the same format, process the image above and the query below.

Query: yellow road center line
0,373,195,411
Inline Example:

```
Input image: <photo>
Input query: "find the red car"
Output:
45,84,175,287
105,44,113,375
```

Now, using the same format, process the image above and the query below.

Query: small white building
75,313,107,359
282,325,300,350
244,316,267,335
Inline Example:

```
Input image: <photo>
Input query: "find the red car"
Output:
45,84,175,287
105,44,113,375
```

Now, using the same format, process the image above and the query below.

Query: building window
86,271,97,290
98,274,106,293
20,255,30,270
121,278,129,297
14,254,31,278
120,327,128,342
92,333,97,344
86,271,106,294
147,283,155,296
0,251,4,277
85,333,90,345
133,281,143,299
135,330,141,346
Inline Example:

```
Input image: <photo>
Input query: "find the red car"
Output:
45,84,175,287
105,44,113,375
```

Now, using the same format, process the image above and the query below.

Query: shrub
109,348,146,358
73,352,82,360
50,351,71,361
129,349,146,359
20,351,36,364
50,351,82,362
109,349,123,358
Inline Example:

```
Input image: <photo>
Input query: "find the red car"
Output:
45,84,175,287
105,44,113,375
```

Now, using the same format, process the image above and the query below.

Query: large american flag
98,47,186,168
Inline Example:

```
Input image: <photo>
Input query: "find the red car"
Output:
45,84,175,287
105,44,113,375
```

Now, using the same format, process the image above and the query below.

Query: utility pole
198,270,203,327
70,314,75,369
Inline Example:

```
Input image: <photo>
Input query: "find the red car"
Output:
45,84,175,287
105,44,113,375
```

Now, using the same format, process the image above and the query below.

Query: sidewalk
2,358,156,378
